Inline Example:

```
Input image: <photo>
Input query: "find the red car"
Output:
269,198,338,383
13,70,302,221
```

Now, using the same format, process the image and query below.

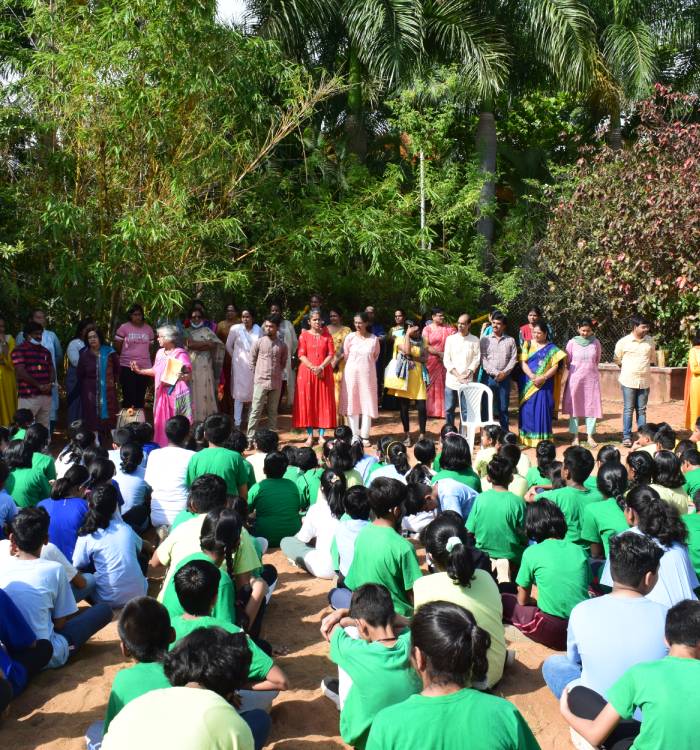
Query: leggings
398,399,426,433
569,417,597,436
567,686,640,749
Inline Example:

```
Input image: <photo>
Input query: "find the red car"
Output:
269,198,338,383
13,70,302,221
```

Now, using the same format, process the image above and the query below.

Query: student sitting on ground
654,422,676,453
320,584,421,749
114,442,152,533
248,451,303,548
583,445,620,500
536,445,598,545
366,601,540,750
329,441,363,488
337,478,422,615
9,408,33,442
132,421,159,463
525,439,556,490
472,424,503,478
599,486,699,608
54,422,95,480
691,415,700,444
0,508,112,668
347,436,379,486
560,599,700,750
366,436,392,484
280,469,345,579
499,431,531,476
581,461,630,560
466,456,526,583
331,485,371,586
367,441,410,485
23,423,56,482
630,422,658,455
103,627,258,750
248,428,279,484
281,446,308,503
5,440,51,508
683,490,700,579
297,446,323,506
650,450,691,515
37,464,89,560
186,414,249,498
107,426,137,470
401,473,437,533
224,428,257,492
542,532,667,701
681,449,700,497
502,500,591,651
626,449,655,489
481,443,528,498
0,459,18,539
411,437,436,476
431,433,481,492
415,513,506,689
72,484,148,609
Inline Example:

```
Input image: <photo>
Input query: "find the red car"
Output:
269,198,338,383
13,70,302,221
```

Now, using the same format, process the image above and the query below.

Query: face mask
30,336,43,345
190,321,203,329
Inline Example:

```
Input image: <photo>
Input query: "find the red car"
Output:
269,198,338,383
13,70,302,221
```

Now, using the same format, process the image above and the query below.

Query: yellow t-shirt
479,473,528,498
413,570,506,688
102,687,253,750
650,484,690,515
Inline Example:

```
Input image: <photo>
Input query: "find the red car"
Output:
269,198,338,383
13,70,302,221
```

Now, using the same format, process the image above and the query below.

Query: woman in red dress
293,310,336,446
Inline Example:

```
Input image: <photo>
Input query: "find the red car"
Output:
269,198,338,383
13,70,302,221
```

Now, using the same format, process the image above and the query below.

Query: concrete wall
597,363,685,404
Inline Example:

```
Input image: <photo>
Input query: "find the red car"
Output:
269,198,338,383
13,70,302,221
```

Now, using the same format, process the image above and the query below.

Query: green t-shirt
170,509,197,531
344,524,423,617
303,467,324,505
170,615,273,682
466,490,526,562
284,466,310,509
683,467,700,499
607,656,700,750
581,498,629,557
366,688,540,750
248,477,302,547
431,468,482,493
344,469,363,488
583,474,606,503
103,660,171,732
185,447,248,495
161,552,237,625
6,467,51,508
431,453,442,472
538,486,599,544
525,466,550,489
32,452,57,482
682,514,700,578
12,428,26,441
242,457,256,490
330,629,421,750
515,538,591,619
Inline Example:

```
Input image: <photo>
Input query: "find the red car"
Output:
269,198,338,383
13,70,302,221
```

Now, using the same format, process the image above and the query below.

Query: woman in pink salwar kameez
130,325,193,446
562,317,602,447
422,308,456,419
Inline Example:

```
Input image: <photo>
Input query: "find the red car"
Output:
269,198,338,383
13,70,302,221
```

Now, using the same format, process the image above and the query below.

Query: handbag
384,358,409,392
116,407,146,428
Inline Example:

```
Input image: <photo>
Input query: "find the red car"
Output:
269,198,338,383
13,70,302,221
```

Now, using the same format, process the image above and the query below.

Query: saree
153,347,193,446
186,325,223,422
0,335,17,425
518,341,566,447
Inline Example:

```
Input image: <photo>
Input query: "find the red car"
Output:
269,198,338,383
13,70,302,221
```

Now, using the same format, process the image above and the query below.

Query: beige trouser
18,395,52,430
247,386,281,442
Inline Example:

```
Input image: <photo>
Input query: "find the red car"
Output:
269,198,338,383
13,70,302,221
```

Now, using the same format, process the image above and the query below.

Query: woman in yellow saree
517,321,566,447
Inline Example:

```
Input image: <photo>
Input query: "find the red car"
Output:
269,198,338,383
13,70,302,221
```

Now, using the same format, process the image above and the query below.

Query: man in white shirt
0,508,112,668
443,313,480,428
144,415,194,533
613,314,656,447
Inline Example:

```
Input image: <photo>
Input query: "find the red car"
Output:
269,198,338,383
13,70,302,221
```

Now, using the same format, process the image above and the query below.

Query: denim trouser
71,572,97,603
444,387,465,427
241,708,273,750
56,602,113,662
541,654,582,699
483,376,511,432
621,385,649,441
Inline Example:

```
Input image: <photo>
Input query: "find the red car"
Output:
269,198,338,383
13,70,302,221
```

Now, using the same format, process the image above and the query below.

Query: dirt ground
2,398,689,749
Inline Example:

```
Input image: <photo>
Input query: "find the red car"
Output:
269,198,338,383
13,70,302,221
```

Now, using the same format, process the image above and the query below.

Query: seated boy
691,416,700,444
560,599,700,749
683,489,700,579
542,533,667,699
320,584,421,749
103,627,257,750
681,449,700,498
132,422,159,463
0,508,112,669
654,423,676,453
0,458,18,539
537,446,597,545
185,414,249,498
248,429,279,484
630,422,658,455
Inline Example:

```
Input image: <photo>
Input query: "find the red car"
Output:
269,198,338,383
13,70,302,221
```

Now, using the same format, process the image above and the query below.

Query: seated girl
54,421,96,480
37,464,89,560
651,450,691,515
368,442,410,485
5,441,51,508
113,443,151,533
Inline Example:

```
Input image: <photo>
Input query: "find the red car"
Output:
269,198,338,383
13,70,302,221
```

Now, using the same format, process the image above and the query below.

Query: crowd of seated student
4,406,700,748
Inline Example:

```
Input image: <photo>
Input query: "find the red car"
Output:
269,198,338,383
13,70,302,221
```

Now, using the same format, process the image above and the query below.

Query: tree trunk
345,45,367,160
609,105,622,151
476,105,497,271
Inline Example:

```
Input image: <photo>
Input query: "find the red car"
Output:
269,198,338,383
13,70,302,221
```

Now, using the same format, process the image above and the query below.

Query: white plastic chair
456,382,500,453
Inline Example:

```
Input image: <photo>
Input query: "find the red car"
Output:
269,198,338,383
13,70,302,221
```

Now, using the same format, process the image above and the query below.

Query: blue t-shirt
0,588,36,695
436,478,478,519
72,519,146,608
0,489,18,539
355,455,379,484
113,466,151,516
36,496,88,560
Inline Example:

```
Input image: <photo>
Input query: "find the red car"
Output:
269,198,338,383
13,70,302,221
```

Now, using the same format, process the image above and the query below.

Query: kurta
685,346,700,430
77,346,120,437
340,333,380,418
226,323,261,403
562,338,603,418
293,329,336,429
385,336,427,401
330,326,351,420
186,325,224,422
153,347,193,447
0,334,17,426
423,322,456,418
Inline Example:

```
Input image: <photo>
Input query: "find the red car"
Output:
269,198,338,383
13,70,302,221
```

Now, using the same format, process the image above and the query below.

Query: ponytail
61,427,96,466
78,483,118,536
200,508,243,579
320,468,347,519
50,464,89,500
596,462,628,510
625,485,688,547
387,442,410,475
421,515,476,588
627,451,654,488
119,442,143,475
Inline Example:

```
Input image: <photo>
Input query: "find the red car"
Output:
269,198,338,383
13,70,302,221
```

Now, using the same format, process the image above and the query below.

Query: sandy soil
2,398,688,749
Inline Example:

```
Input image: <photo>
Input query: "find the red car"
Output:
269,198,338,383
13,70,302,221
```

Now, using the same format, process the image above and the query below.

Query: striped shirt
11,341,53,397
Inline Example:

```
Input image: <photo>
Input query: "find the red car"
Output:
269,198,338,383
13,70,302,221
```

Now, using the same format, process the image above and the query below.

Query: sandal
304,436,314,448
587,436,598,449
622,439,632,448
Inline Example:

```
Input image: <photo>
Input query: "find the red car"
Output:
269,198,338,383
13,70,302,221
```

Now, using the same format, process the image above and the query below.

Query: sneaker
321,677,340,710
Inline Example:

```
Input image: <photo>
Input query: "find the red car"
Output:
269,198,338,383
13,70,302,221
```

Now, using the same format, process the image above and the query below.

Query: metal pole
419,148,425,251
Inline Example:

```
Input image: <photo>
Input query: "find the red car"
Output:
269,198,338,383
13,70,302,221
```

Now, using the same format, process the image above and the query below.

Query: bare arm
245,663,289,692
517,585,533,606
560,689,621,747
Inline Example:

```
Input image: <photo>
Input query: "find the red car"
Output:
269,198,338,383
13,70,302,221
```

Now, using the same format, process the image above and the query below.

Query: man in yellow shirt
614,315,656,447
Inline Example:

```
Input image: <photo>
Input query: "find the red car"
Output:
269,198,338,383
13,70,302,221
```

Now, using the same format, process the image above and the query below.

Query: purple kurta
562,338,602,418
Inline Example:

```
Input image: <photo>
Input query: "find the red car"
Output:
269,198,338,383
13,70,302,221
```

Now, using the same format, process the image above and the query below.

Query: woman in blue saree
518,321,566,447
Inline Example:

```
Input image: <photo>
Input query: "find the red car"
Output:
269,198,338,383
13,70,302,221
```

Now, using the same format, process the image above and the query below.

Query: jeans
444,387,465,427
329,586,353,610
541,654,582,699
241,708,272,750
621,386,649,441
58,602,113,652
71,572,97,603
483,375,511,432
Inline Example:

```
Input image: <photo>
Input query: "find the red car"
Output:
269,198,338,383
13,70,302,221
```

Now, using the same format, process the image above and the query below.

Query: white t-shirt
296,495,339,561
144,446,195,526
0,539,78,582
247,453,267,484
0,555,76,666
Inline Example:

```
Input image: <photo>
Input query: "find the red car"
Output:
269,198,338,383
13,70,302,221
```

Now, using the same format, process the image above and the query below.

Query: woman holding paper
130,324,192,446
